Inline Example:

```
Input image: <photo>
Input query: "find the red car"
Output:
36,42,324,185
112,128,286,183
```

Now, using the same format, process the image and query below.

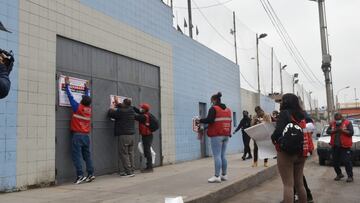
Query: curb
185,164,278,203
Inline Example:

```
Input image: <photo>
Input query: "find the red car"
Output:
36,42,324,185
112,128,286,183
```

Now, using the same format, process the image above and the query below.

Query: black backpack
278,113,304,155
148,113,159,132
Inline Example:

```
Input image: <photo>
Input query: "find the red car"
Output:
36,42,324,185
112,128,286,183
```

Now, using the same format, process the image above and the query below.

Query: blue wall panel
0,0,18,191
81,0,243,162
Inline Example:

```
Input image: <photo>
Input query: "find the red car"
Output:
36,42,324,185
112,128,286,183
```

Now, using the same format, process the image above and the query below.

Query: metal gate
55,37,161,184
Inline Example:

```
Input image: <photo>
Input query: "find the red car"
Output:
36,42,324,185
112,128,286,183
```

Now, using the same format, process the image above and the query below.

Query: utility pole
187,0,193,38
280,63,284,94
312,0,335,120
355,88,358,108
231,12,238,65
256,33,260,94
271,47,274,94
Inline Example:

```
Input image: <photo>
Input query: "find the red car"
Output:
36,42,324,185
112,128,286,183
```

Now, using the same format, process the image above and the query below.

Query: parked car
317,124,360,165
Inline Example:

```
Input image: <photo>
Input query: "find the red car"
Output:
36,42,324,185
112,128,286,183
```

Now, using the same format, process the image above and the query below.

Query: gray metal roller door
55,36,161,184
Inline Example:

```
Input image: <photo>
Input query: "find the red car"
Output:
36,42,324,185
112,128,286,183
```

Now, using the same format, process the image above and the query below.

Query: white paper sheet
245,122,277,159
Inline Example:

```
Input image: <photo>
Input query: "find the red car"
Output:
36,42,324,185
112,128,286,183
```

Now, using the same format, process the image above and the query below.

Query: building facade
0,0,244,191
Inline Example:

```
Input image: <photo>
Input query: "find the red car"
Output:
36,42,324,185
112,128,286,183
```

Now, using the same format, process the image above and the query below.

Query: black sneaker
246,155,252,160
86,175,96,182
241,156,246,161
334,174,345,181
74,176,87,184
346,177,354,183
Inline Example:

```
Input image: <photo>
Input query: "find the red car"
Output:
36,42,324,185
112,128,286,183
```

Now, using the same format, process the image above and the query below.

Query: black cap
0,21,11,33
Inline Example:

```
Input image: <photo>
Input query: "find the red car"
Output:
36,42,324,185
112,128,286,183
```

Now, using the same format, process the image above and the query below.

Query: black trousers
142,134,153,169
294,176,312,199
253,140,268,163
333,147,353,177
242,132,252,157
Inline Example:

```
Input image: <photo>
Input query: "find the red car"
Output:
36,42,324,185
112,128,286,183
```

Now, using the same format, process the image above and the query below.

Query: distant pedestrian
234,110,252,160
64,76,95,184
326,112,354,183
197,92,232,183
272,110,280,122
108,98,140,177
271,93,307,203
251,106,272,167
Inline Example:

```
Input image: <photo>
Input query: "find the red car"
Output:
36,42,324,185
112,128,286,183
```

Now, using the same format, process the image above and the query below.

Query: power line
192,0,258,91
260,0,324,89
174,0,235,9
259,0,320,91
265,0,324,86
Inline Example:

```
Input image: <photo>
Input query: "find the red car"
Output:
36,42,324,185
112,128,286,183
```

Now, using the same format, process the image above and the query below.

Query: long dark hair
280,93,304,119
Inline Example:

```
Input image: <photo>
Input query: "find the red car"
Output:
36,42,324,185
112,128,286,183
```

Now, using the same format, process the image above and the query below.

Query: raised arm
64,76,79,112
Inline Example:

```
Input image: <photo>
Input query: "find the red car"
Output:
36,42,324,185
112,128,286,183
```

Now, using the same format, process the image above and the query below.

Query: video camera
0,48,14,74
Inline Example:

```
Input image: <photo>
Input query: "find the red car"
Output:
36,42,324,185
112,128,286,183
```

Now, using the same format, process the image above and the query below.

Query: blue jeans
210,136,229,177
72,133,94,177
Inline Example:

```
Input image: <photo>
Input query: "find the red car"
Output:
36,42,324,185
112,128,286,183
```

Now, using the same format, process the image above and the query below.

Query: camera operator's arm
0,54,11,99
64,76,79,113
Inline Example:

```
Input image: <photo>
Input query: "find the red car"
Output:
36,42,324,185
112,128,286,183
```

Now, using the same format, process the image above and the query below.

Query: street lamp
292,73,299,94
336,86,350,110
256,33,268,96
280,64,287,94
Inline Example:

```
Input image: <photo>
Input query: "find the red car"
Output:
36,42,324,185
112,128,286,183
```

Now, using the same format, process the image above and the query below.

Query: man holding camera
0,50,14,99
0,21,14,99
326,112,354,183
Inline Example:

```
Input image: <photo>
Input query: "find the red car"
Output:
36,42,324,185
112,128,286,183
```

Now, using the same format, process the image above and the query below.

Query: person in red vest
326,112,354,183
65,76,95,184
134,103,155,173
197,92,232,183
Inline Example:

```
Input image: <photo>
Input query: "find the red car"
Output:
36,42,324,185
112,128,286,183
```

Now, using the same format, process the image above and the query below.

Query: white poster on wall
110,95,132,108
59,75,89,107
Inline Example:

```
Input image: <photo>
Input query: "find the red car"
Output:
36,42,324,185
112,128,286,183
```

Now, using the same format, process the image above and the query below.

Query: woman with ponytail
198,92,233,183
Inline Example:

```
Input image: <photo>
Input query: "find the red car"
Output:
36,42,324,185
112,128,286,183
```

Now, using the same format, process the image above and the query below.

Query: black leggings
253,140,268,163
242,133,251,157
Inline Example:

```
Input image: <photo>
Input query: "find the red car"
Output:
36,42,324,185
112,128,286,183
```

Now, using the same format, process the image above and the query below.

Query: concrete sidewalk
0,154,277,203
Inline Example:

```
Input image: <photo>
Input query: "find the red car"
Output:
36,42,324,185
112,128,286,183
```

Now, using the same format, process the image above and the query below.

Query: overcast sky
172,0,360,107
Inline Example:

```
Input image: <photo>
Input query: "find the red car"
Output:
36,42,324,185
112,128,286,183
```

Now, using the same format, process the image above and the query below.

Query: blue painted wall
0,0,18,191
80,0,242,162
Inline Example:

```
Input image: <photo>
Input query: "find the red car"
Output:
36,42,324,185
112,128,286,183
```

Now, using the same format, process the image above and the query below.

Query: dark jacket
234,116,251,134
271,110,305,143
108,106,141,136
200,103,227,124
0,63,10,99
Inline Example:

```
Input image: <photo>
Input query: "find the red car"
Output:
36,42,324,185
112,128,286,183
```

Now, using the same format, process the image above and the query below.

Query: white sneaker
208,176,221,183
221,175,228,181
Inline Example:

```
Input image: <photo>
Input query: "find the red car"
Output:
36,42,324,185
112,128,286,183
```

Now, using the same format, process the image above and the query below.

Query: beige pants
277,151,307,203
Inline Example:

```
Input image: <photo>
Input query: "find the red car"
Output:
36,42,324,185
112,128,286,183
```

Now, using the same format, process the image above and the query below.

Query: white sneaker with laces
208,176,221,183
221,175,228,181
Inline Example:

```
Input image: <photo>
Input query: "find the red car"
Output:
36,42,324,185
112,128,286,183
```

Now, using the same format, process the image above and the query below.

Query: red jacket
71,104,91,134
139,113,152,136
329,119,353,148
207,105,232,137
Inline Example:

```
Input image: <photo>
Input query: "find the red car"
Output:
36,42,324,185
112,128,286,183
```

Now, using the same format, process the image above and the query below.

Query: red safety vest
71,104,92,134
329,119,353,148
139,113,152,136
207,105,232,137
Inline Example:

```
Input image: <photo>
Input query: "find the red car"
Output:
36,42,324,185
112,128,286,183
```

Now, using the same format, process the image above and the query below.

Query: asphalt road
222,157,360,203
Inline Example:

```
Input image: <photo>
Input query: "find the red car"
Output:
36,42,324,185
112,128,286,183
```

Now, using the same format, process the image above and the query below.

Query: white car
317,124,360,165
